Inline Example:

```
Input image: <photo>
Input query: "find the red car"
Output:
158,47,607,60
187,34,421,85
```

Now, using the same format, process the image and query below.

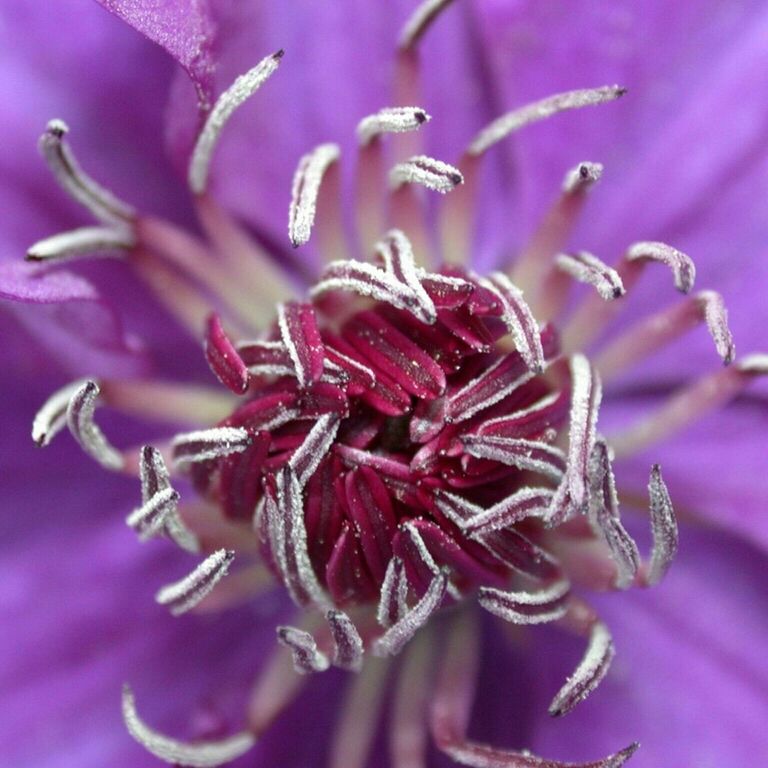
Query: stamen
513,161,605,296
377,556,410,628
237,339,294,378
276,625,330,674
32,379,88,447
610,355,768,457
562,240,696,353
549,621,615,717
312,259,431,321
26,226,133,261
398,0,456,51
562,162,604,194
460,487,555,536
357,107,431,146
477,580,570,625
646,464,678,586
172,427,251,465
625,241,696,294
277,301,325,386
373,570,448,657
377,229,437,323
557,355,602,516
327,609,364,672
587,441,639,589
204,314,250,395
289,413,341,486
482,273,545,373
595,290,735,383
555,251,626,301
464,430,566,479
288,143,341,247
39,119,135,224
155,549,235,616
390,155,464,194
66,380,124,470
275,466,332,609
468,86,627,157
188,51,284,194
122,684,255,767
126,487,180,541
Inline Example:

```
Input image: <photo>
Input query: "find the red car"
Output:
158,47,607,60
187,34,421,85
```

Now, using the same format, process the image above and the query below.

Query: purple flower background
1,1,767,766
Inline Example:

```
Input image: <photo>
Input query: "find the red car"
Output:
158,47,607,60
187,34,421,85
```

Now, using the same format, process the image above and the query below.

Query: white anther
189,51,284,194
626,241,696,293
390,155,464,194
155,549,234,616
377,556,410,628
357,107,431,145
562,162,604,194
26,226,134,262
122,684,255,767
698,290,735,365
646,465,678,586
549,621,614,716
556,251,626,301
288,143,340,247
327,609,364,672
172,427,251,465
39,119,135,224
478,580,570,625
468,86,626,156
66,380,124,470
32,379,88,447
277,626,330,674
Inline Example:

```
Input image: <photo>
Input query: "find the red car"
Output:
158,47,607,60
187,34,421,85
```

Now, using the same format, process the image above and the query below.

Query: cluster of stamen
25,1,768,766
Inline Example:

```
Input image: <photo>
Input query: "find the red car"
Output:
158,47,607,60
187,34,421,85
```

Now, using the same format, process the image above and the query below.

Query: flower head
4,1,768,767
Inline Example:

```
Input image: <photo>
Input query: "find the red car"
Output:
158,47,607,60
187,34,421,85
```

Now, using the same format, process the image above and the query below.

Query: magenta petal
96,0,216,112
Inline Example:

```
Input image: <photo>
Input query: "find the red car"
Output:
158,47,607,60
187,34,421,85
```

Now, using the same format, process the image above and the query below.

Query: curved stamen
26,226,133,262
595,290,735,383
276,625,330,674
288,143,341,247
625,241,696,294
32,379,88,447
468,86,626,157
555,251,626,301
204,314,250,395
609,354,768,457
189,51,284,194
357,107,431,145
122,684,255,767
390,155,464,193
173,427,251,465
378,556,410,628
39,119,135,224
156,549,235,616
478,580,570,625
327,609,364,671
644,464,678,586
66,380,124,470
549,621,615,717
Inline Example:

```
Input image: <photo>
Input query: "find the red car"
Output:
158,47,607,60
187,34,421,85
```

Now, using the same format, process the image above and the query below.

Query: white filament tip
357,107,431,146
288,143,340,247
390,155,464,194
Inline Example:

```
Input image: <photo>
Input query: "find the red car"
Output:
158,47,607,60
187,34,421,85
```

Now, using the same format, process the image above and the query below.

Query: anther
377,557,409,628
26,226,134,262
204,314,250,395
625,241,696,294
277,625,330,674
555,251,626,301
549,621,615,717
32,379,88,447
478,580,570,625
289,413,341,487
468,86,627,157
66,380,124,470
562,161,604,194
172,427,251,465
389,155,464,194
398,0,457,51
357,107,431,146
373,570,448,657
700,290,735,364
188,51,284,194
155,549,235,616
277,301,325,386
288,143,341,247
646,465,678,586
39,119,135,224
122,684,255,767
327,609,364,671
126,487,180,541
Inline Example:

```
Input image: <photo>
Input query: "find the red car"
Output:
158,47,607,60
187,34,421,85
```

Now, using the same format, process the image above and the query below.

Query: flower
2,1,768,767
